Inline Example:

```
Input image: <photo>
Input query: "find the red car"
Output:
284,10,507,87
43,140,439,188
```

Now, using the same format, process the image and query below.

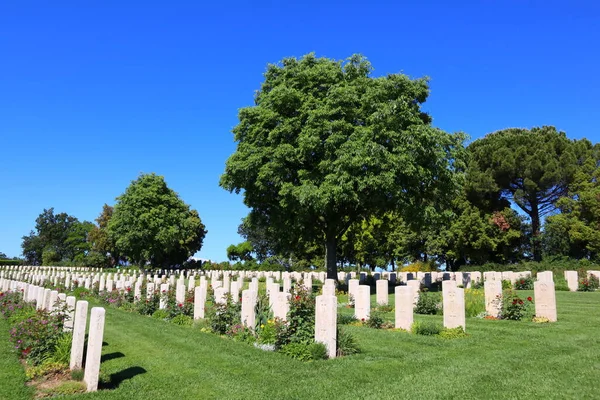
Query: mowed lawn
1,290,599,399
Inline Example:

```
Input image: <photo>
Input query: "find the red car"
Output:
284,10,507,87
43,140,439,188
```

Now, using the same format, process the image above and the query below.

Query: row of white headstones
0,278,104,392
0,267,584,362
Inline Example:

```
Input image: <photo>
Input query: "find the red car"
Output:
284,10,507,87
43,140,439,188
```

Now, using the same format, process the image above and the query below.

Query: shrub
136,295,160,316
501,280,513,290
578,275,599,292
207,294,241,335
500,290,533,321
279,286,316,345
439,326,468,339
44,332,73,365
411,321,442,336
256,319,277,344
152,309,169,320
171,314,193,326
9,309,66,366
336,327,360,356
365,310,385,329
515,276,534,290
337,313,358,325
375,304,394,313
414,292,440,315
226,324,255,344
464,289,485,317
279,342,328,361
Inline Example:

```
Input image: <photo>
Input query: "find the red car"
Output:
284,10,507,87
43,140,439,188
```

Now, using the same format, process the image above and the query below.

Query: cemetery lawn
1,291,599,399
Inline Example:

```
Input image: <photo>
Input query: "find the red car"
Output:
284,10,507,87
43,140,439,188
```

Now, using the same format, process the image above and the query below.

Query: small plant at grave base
9,308,67,366
43,332,73,365
337,313,358,325
152,309,169,320
578,275,599,292
515,276,534,290
336,326,360,356
207,293,241,335
414,292,441,315
279,286,316,346
439,326,468,339
25,361,68,381
365,310,385,329
279,342,328,361
171,314,193,326
500,290,533,321
256,319,277,345
226,324,255,344
136,294,160,316
501,280,513,290
38,381,87,397
347,294,355,308
73,287,90,299
464,289,485,317
375,304,394,313
470,280,484,289
532,316,550,323
411,321,442,336
70,368,84,381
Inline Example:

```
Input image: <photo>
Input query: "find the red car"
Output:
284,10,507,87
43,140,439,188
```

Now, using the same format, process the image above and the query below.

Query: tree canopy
221,53,466,278
467,126,594,261
108,173,207,269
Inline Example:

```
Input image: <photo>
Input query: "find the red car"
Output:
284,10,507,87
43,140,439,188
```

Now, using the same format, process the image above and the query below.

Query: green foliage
70,369,84,381
220,52,466,278
411,321,442,336
336,326,360,356
515,276,534,290
44,332,72,365
284,286,315,344
152,309,169,320
579,275,599,292
337,313,358,325
171,314,193,326
9,308,66,366
207,294,241,335
467,127,594,261
414,292,441,315
439,326,468,339
279,342,328,361
501,290,534,321
365,310,385,329
25,361,68,381
226,241,254,262
108,173,207,268
501,280,513,290
464,289,485,317
21,208,94,265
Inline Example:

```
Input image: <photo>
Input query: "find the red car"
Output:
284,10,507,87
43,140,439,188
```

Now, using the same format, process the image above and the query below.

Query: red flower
178,303,183,307
361,318,365,322
520,280,524,284
126,287,131,292
527,297,532,302
518,300,523,305
295,296,300,300
512,299,517,305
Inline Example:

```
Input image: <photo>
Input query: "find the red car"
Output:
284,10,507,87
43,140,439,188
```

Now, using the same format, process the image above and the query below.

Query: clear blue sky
1,1,599,261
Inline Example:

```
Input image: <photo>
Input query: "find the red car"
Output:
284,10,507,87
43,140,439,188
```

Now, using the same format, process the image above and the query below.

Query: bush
500,290,534,321
279,342,328,361
411,321,442,336
336,326,360,356
365,310,385,329
578,275,599,292
414,292,440,315
276,286,316,346
515,276,534,290
9,309,67,366
44,332,72,365
152,309,169,320
464,289,485,317
337,313,357,325
171,314,193,326
226,324,255,344
439,326,468,339
207,294,241,335
501,280,513,290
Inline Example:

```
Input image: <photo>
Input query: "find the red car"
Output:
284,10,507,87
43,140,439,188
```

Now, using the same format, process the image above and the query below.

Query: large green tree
108,173,207,269
221,53,465,279
467,127,593,261
21,208,94,265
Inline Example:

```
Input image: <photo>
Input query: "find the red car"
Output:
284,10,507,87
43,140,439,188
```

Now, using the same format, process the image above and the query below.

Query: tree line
21,173,207,269
221,53,600,278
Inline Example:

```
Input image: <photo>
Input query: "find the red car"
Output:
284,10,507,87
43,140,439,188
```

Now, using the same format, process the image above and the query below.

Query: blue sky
1,1,599,261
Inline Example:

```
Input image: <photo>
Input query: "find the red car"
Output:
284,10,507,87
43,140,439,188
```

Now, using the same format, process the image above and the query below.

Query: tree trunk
325,229,337,281
531,206,542,262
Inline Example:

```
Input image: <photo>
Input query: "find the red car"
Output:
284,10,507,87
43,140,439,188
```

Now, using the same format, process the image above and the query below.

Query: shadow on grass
101,352,125,363
99,366,147,390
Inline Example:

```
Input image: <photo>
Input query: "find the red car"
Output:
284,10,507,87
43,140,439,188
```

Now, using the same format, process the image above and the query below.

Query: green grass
2,291,600,399
0,318,35,400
